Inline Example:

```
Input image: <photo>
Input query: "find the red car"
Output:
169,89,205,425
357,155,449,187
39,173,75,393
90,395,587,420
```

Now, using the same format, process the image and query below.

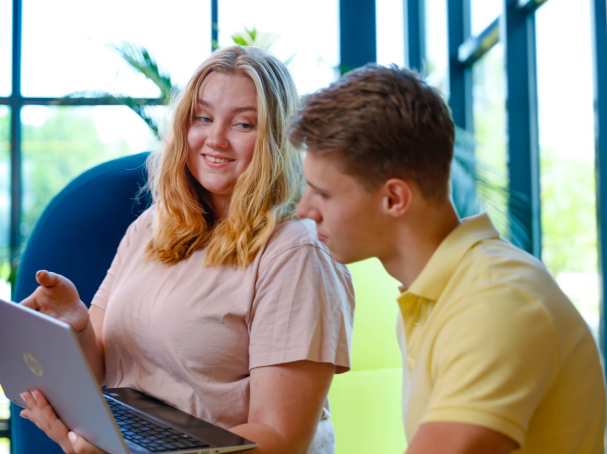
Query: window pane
21,106,161,241
471,0,501,36
425,0,449,94
0,387,8,454
218,0,339,95
376,0,405,67
22,0,211,97
0,387,7,421
0,431,8,454
472,44,509,235
0,0,11,96
0,107,8,301
537,0,598,335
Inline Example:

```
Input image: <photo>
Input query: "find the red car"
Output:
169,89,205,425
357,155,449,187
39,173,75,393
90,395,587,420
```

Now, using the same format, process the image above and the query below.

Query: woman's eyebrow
196,98,257,114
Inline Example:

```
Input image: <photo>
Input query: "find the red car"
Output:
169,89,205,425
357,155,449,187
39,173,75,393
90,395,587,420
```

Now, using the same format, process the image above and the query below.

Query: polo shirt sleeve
423,286,559,446
249,243,355,373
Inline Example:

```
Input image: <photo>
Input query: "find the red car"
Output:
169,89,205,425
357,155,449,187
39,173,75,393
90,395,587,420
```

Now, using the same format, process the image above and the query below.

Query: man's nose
297,191,321,223
296,197,307,219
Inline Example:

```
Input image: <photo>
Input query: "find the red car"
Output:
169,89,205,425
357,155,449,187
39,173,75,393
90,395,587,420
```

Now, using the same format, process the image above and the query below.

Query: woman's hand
21,270,107,382
20,270,89,332
19,390,106,454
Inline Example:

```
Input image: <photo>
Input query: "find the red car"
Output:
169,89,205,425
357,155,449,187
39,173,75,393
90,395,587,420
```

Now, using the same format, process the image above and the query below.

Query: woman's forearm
77,317,105,384
230,422,308,454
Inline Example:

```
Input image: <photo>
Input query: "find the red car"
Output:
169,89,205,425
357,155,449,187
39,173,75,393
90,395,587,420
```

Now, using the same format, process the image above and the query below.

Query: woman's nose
207,123,229,150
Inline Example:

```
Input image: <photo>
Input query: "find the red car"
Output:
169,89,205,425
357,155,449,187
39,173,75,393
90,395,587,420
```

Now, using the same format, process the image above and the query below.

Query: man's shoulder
438,237,567,321
459,238,552,288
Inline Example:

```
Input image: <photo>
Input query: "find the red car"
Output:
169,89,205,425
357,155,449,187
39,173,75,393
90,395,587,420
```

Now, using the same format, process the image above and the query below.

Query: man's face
297,151,386,264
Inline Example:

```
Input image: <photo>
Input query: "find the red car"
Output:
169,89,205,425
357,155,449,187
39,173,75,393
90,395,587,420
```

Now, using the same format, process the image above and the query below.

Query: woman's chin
199,181,234,198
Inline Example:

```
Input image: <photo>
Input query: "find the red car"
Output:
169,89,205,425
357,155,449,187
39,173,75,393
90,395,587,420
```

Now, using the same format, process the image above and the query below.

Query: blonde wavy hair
146,46,302,267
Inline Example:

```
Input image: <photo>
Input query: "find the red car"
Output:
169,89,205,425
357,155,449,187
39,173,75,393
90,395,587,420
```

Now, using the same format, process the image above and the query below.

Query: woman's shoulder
263,218,330,258
119,206,155,248
128,205,155,232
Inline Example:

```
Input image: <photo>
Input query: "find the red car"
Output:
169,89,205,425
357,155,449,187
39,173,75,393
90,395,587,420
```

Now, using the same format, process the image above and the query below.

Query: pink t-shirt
91,207,354,431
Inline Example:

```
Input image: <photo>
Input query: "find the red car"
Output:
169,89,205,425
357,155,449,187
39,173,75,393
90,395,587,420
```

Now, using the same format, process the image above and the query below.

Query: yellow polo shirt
398,214,605,453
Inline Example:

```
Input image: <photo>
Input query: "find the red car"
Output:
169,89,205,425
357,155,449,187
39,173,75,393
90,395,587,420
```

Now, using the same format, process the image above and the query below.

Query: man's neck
379,202,460,290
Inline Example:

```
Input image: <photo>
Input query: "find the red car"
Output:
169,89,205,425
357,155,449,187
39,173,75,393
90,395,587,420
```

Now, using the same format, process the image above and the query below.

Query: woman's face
187,71,258,217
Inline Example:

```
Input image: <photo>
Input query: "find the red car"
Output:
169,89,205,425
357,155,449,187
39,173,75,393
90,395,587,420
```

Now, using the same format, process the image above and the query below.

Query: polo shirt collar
401,213,500,302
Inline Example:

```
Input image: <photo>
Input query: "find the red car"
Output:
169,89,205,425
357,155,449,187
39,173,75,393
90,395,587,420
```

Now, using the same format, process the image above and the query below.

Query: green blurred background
329,259,406,453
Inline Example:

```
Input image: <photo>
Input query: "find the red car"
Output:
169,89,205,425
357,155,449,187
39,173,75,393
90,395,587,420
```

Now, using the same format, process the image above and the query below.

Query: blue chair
10,152,151,454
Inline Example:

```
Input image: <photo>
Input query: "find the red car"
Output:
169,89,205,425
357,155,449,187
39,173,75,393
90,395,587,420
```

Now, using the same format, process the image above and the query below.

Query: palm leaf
112,43,176,103
452,127,530,246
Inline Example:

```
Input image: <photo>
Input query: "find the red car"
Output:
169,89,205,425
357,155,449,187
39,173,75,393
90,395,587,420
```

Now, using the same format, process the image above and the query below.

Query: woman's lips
202,153,234,168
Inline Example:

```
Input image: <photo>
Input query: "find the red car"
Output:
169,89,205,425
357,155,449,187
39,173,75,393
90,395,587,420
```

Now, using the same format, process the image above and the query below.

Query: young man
290,65,606,454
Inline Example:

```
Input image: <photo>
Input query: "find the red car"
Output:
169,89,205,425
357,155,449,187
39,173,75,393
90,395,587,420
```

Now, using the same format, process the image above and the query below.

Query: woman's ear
381,178,413,218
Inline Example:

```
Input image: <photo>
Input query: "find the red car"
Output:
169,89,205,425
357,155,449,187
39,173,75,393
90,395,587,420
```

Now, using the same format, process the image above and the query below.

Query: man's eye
315,189,329,199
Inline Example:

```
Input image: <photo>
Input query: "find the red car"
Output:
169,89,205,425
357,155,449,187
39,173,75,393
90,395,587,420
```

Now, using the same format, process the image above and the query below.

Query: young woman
19,46,354,454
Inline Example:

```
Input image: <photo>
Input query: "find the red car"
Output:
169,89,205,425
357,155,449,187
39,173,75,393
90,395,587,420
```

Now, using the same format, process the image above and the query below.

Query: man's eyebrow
196,99,257,114
306,180,330,195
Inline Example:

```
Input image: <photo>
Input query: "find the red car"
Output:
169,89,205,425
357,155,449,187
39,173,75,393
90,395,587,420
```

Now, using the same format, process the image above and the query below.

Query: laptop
0,297,256,454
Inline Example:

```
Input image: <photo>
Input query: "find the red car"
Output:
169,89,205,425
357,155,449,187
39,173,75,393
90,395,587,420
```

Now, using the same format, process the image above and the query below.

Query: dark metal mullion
0,97,164,106
457,17,500,67
504,0,541,256
591,0,607,365
447,0,473,132
517,0,548,14
404,0,426,73
211,0,218,51
7,0,22,448
9,0,22,300
339,0,376,73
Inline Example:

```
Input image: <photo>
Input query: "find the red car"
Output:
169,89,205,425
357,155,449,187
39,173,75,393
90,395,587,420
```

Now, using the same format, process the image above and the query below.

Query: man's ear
380,178,413,217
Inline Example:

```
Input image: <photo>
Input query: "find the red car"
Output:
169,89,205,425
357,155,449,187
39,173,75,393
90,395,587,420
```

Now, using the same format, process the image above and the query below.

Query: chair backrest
10,152,150,454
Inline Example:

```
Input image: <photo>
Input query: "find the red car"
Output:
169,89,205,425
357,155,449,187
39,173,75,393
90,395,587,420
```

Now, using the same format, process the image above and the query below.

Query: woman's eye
195,115,212,123
234,121,255,130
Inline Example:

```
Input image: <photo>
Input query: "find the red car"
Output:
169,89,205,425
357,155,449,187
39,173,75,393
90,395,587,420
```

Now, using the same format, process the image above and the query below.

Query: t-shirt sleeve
423,287,559,446
249,243,355,373
90,209,151,311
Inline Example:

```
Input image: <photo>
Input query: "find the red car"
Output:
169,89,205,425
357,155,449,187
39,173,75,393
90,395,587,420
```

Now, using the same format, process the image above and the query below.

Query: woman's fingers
20,293,40,310
20,271,86,329
36,270,61,288
69,432,106,454
20,275,53,311
20,390,74,453
19,408,31,421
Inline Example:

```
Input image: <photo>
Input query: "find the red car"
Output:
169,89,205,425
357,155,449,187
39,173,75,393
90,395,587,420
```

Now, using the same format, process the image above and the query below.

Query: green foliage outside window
0,109,131,294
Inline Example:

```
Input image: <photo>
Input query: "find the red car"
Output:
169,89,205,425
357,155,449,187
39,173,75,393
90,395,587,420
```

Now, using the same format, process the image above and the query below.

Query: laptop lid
0,297,129,453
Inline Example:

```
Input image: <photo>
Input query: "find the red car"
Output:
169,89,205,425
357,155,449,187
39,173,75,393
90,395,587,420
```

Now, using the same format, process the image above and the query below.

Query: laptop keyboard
105,397,210,452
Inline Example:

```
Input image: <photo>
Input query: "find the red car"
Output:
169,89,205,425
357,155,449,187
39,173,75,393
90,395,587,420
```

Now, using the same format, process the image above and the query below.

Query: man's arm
406,421,518,454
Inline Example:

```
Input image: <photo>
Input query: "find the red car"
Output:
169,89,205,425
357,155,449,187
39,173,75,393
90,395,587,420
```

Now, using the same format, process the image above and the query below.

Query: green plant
110,44,177,138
